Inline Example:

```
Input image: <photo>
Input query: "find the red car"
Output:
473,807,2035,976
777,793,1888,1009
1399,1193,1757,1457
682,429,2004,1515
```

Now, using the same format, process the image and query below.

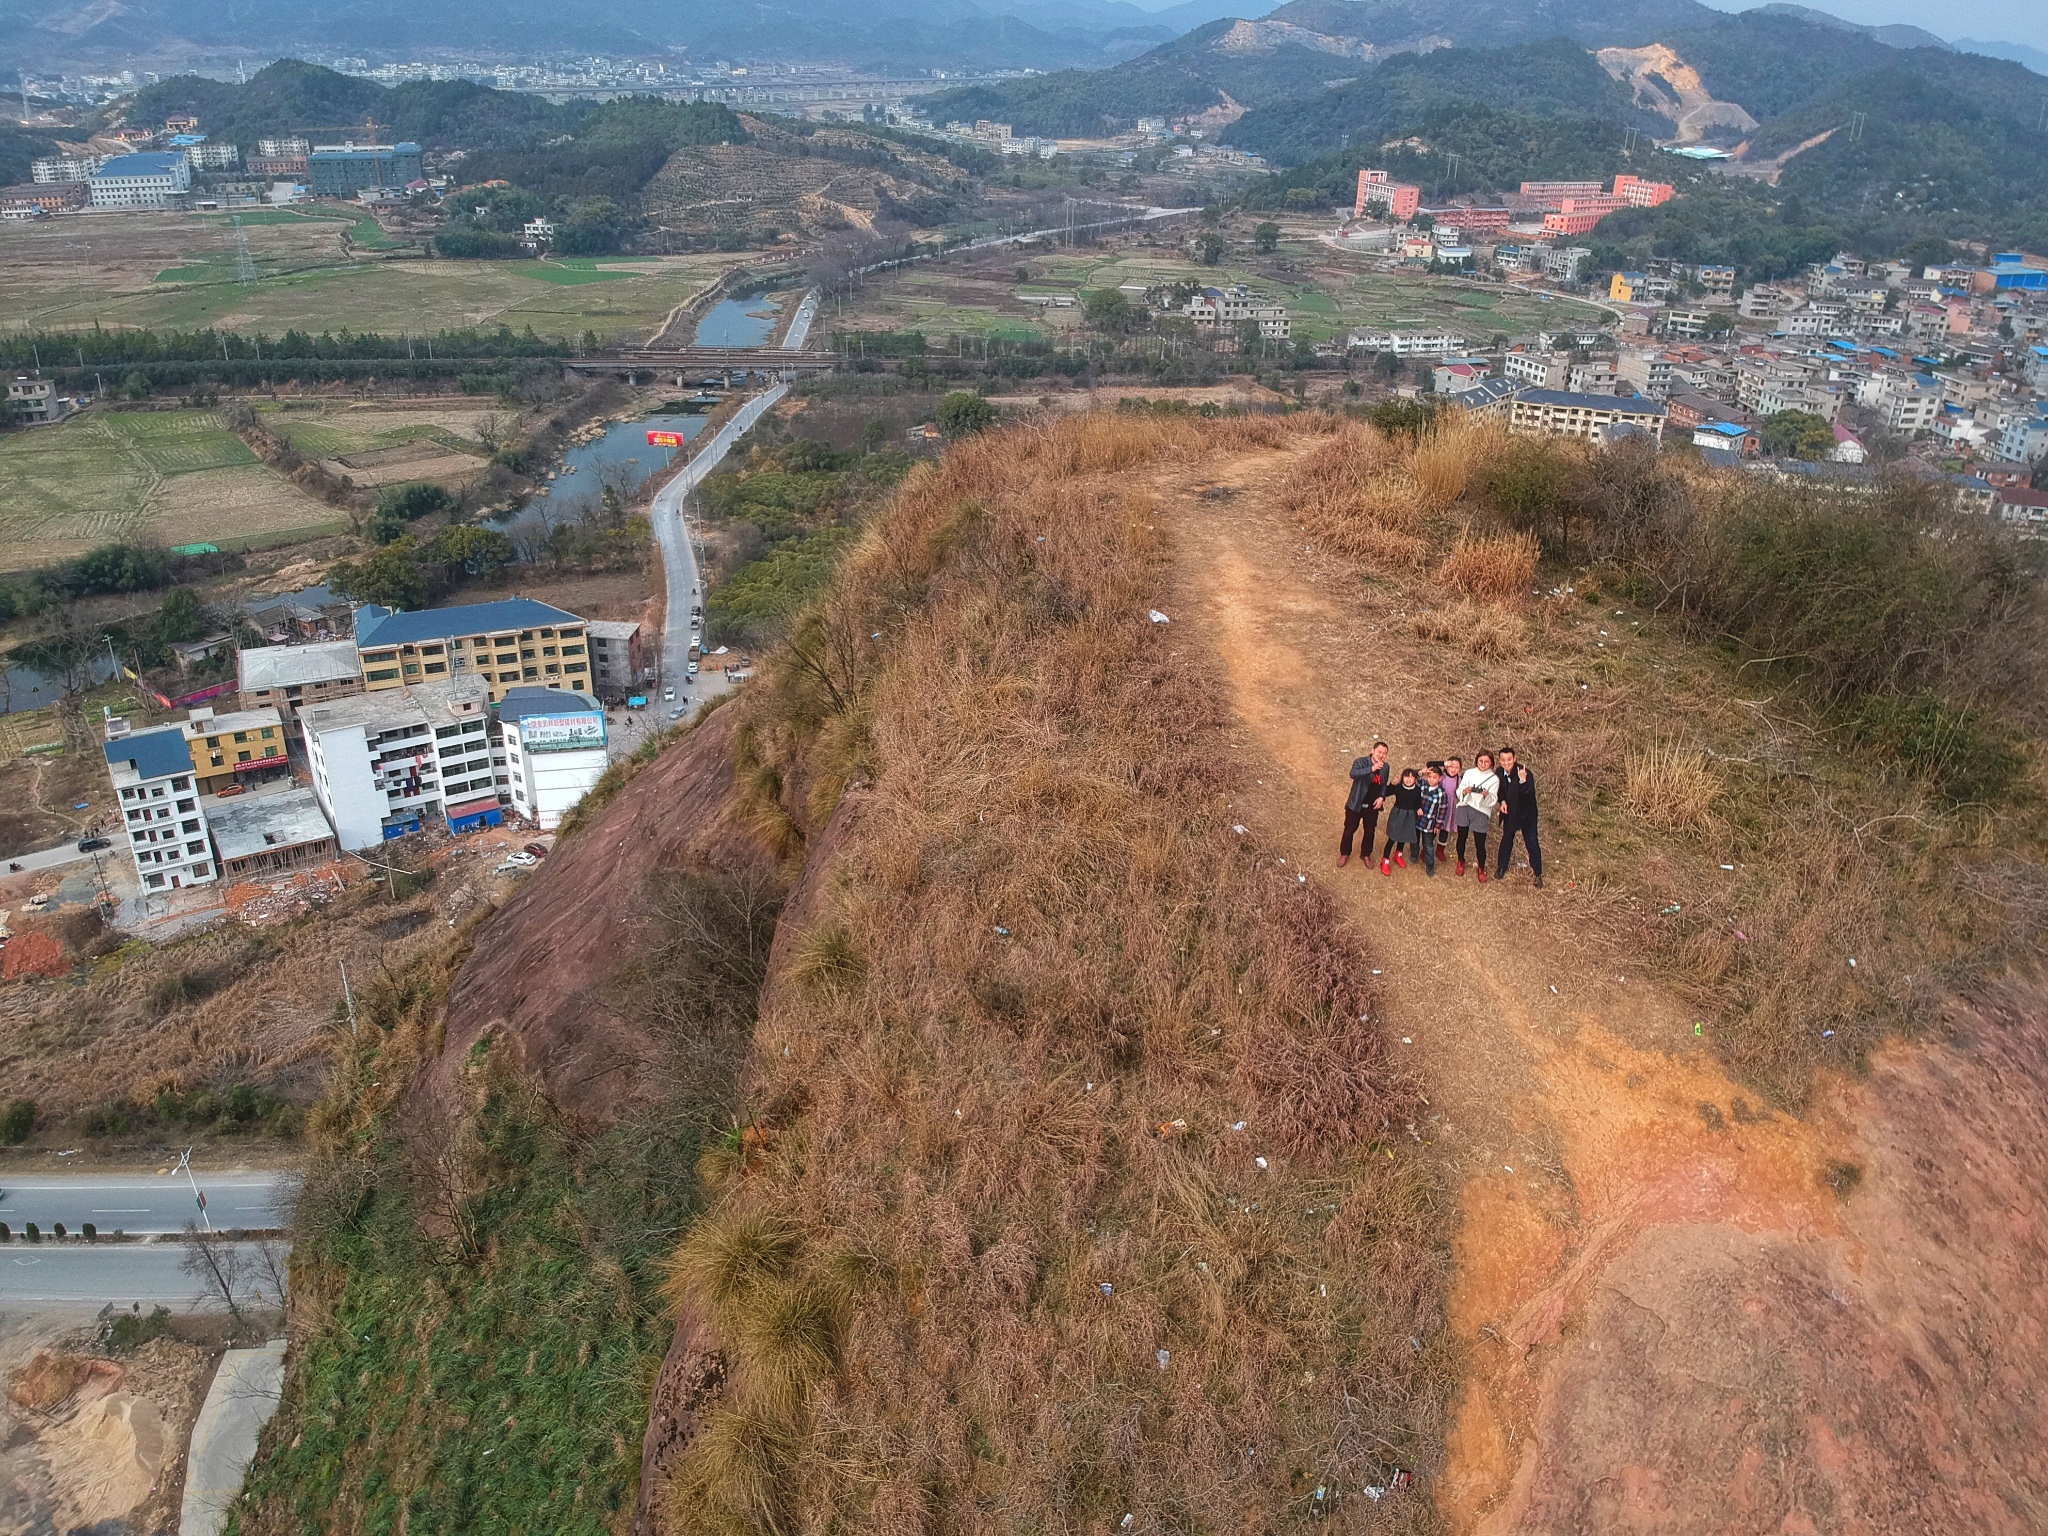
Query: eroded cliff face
436,704,774,1129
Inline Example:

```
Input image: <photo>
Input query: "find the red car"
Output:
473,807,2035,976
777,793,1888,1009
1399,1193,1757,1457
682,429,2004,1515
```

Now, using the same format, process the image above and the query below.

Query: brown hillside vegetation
658,414,1457,1531
658,407,2048,1532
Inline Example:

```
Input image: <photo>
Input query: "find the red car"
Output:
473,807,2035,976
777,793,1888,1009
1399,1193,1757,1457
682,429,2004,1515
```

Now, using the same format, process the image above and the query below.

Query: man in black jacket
1339,741,1392,867
1492,746,1543,888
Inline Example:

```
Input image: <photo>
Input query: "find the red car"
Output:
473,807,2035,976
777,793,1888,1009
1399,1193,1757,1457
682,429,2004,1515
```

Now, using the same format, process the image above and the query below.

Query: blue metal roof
355,598,583,648
94,151,188,177
104,727,193,780
1695,421,1749,438
497,686,601,724
1517,389,1667,414
310,141,421,157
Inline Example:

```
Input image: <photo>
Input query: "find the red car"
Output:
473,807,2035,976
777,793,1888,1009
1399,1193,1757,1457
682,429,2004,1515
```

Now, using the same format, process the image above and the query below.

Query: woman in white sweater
1455,751,1501,881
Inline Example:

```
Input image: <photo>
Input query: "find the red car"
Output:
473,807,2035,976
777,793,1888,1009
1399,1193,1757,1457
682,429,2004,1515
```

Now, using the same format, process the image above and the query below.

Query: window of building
523,667,538,679
261,727,275,740
211,754,224,767
237,750,251,763
147,873,165,889
171,778,188,791
182,819,199,833
192,863,211,878
403,663,421,675
562,644,585,656
367,668,400,682
424,662,447,675
542,645,557,657
206,736,220,749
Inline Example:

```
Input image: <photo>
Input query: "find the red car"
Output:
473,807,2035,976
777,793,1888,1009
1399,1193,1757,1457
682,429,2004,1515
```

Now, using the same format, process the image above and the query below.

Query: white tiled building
499,687,609,830
102,722,218,890
88,151,192,208
302,677,506,849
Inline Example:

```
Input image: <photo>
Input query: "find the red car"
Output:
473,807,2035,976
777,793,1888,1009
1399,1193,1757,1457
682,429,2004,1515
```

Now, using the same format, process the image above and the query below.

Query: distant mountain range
0,0,1272,74
922,0,2048,252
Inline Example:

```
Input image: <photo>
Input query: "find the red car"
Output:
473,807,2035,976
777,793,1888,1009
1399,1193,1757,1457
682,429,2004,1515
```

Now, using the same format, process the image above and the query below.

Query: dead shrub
1623,737,1720,830
1284,425,1431,569
1439,529,1539,606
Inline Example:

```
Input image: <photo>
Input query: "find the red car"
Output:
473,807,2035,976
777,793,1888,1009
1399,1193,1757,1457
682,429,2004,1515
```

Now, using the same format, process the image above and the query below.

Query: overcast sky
1698,0,2047,49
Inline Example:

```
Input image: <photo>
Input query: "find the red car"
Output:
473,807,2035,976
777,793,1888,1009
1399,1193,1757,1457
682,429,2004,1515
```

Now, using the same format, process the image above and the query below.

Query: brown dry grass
1622,737,1720,832
1438,531,1539,607
661,412,1454,1532
1243,411,2048,1110
1283,423,1431,570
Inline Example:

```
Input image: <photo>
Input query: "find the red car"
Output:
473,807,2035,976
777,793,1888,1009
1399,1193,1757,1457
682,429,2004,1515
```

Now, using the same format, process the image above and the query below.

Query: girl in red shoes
1380,768,1426,875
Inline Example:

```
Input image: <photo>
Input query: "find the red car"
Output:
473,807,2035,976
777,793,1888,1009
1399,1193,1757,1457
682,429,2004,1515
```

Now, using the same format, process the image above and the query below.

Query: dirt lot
0,1313,220,1536
1155,441,2048,1530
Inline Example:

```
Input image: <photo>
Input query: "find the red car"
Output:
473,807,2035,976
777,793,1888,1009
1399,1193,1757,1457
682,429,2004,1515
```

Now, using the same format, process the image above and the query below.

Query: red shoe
1394,850,1407,868
1455,859,1465,876
1337,854,1349,867
1381,859,1392,876
1476,868,1488,884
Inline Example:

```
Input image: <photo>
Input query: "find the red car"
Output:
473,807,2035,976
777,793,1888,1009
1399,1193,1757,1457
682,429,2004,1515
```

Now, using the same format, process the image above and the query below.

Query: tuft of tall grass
1439,529,1539,606
1623,737,1720,831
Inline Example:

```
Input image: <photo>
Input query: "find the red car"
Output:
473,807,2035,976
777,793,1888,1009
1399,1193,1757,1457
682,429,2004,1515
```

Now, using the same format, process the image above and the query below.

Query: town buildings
6,374,68,424
88,151,191,208
208,789,339,879
584,620,646,700
179,706,290,794
499,688,609,830
1506,390,1667,445
302,676,504,849
308,141,424,198
103,722,218,891
353,599,592,703
237,640,366,722
1355,168,1420,222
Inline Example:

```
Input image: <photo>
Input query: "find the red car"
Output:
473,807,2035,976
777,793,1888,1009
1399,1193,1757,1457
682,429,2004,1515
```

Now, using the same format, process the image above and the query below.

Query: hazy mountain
1747,3,1950,52
1953,37,2048,77
0,0,1216,73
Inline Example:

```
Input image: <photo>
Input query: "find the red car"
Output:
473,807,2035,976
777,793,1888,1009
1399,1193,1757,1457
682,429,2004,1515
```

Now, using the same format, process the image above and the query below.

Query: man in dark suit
1493,746,1543,889
1339,741,1392,867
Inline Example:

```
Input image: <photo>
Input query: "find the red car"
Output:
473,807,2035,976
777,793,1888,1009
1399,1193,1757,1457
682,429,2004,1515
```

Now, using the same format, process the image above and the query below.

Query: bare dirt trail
1158,448,2048,1532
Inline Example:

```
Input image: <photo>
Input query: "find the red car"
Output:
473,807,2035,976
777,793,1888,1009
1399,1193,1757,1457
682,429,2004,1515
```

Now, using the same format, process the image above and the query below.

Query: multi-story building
308,141,423,198
1519,180,1604,204
178,706,290,794
185,141,239,171
256,137,311,158
1617,349,1678,399
1995,415,2048,467
31,153,101,182
1694,265,1735,296
584,620,645,700
1502,351,1568,389
1855,371,1945,435
1347,328,1468,358
246,154,309,177
1355,168,1421,222
6,374,66,424
102,722,218,891
88,151,191,208
208,789,340,879
303,676,504,848
354,599,591,704
1567,358,1618,395
1507,390,1666,445
1612,174,1675,207
1184,284,1291,338
499,687,609,830
238,640,366,724
1543,246,1592,283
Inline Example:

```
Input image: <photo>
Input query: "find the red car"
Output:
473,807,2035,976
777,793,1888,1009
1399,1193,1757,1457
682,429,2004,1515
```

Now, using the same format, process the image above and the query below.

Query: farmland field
0,409,343,571
0,212,753,343
839,235,1607,345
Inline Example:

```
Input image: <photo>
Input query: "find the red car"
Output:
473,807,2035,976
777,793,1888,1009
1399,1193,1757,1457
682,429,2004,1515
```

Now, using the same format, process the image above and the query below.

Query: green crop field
0,213,754,344
0,409,343,571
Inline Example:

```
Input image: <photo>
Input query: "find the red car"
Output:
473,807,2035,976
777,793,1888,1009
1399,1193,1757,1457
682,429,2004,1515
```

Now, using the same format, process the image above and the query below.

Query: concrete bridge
565,347,838,384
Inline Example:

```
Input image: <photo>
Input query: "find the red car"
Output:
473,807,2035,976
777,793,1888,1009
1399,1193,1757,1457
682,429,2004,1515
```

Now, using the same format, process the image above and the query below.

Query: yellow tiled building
352,599,591,705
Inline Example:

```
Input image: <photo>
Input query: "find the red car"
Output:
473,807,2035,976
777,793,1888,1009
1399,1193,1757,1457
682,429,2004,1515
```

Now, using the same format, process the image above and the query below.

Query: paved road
180,1340,287,1536
0,1172,293,1235
0,1240,269,1306
4,841,96,876
647,384,790,698
781,286,821,351
852,205,1200,277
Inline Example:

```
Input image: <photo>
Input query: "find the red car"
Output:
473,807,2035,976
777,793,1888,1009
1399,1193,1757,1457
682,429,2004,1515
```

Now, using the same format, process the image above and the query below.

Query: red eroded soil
1164,455,2048,1532
436,704,770,1128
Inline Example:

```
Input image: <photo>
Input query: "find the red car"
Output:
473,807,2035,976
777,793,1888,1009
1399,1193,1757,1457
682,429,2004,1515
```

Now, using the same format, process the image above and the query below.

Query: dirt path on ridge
1156,448,2048,1533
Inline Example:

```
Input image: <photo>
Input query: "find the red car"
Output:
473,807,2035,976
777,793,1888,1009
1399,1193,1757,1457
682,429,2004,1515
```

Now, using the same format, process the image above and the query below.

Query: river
694,290,786,348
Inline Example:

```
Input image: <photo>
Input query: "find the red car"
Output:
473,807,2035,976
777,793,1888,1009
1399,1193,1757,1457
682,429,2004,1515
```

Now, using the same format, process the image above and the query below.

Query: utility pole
173,1148,213,1232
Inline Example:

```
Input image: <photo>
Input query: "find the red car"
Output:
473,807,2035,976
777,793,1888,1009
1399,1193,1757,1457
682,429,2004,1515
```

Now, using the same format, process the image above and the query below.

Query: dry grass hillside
659,413,1454,1531
659,405,2048,1531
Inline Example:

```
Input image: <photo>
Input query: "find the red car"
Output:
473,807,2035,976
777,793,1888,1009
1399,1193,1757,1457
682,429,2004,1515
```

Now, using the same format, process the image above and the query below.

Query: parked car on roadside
76,837,111,852
524,843,549,859
502,851,538,868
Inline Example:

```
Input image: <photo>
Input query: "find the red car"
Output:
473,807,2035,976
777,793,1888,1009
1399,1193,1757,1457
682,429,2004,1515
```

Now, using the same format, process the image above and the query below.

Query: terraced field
0,409,342,571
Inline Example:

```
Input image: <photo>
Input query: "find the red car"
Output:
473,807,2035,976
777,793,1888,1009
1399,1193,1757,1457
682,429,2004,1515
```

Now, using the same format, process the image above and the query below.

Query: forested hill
126,61,743,161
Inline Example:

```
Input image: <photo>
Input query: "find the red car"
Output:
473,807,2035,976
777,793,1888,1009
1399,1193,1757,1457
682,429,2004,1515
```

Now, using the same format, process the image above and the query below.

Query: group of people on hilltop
1339,740,1542,888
